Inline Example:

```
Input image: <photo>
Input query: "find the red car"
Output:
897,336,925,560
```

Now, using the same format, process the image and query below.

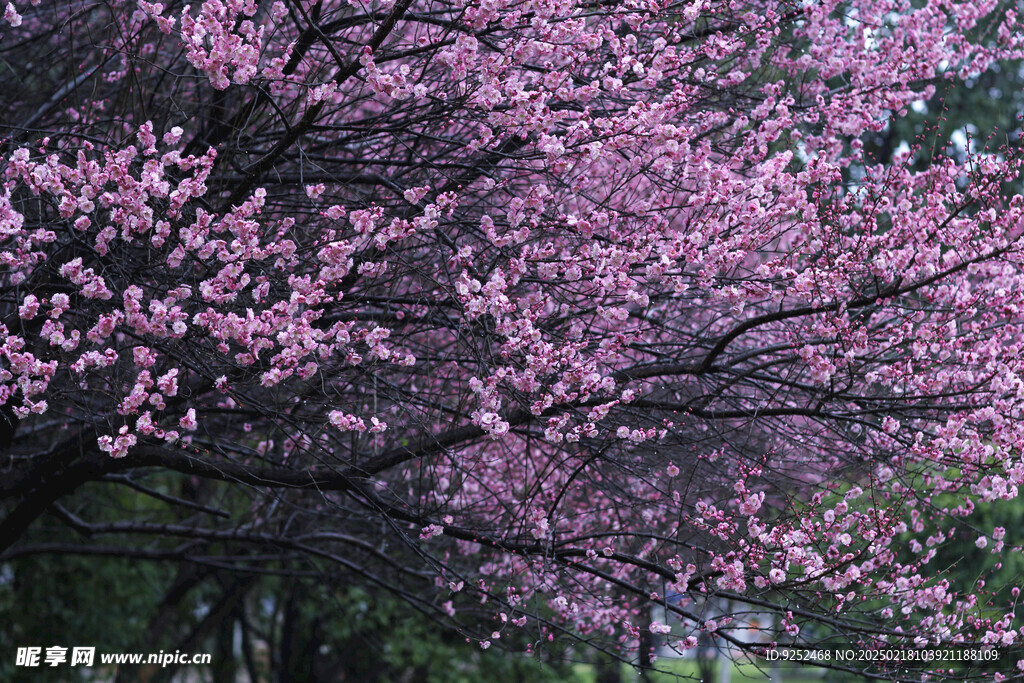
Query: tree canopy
3,0,1024,679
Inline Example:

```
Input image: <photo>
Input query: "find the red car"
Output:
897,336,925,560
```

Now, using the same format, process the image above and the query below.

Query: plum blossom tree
3,0,1024,678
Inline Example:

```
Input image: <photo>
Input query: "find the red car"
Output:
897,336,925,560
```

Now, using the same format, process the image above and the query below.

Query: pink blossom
157,369,179,397
98,426,137,458
5,0,1024,674
328,411,366,432
739,492,764,516
420,524,444,539
179,408,198,431
18,294,39,319
4,2,21,26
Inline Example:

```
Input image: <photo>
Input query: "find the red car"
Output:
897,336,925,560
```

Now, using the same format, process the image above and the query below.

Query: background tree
3,0,1024,679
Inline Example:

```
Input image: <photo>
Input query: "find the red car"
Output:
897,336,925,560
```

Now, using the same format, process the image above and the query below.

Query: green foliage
862,59,1024,169
276,582,588,683
0,554,171,680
